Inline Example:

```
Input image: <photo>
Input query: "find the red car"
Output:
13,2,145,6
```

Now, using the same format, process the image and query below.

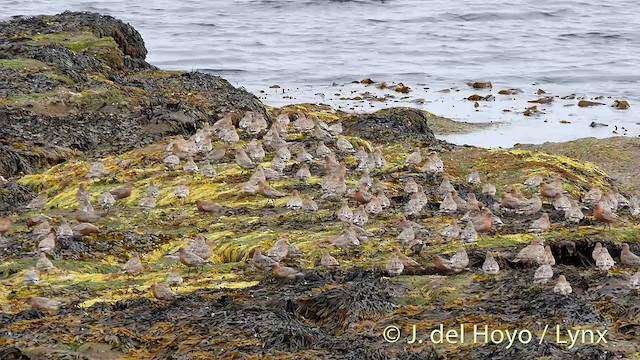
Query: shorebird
146,181,159,198
0,217,11,235
439,192,458,213
23,267,39,285
385,253,404,276
286,190,303,210
110,183,133,200
482,183,497,197
26,193,47,211
72,223,100,236
404,147,422,167
184,234,215,260
25,296,62,312
271,263,305,281
121,253,143,276
594,202,622,228
584,186,603,206
332,227,360,248
166,270,183,288
32,220,52,237
460,221,478,243
529,213,551,233
553,193,571,212
513,238,545,265
265,235,290,262
174,182,189,200
163,154,180,170
246,139,266,162
534,264,553,284
138,194,157,216
482,252,500,275
466,171,481,185
98,191,116,210
373,148,386,168
595,246,616,270
337,200,353,222
183,157,198,175
630,271,640,289
252,248,278,271
257,181,285,199
440,218,460,242
320,249,340,270
553,275,572,295
433,248,468,274
621,243,640,267
539,246,556,266
87,161,105,180
200,162,216,178
177,247,211,271
38,232,56,254
36,252,56,274
151,283,177,301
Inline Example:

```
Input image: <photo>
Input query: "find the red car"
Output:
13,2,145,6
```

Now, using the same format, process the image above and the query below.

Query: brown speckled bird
434,248,468,273
534,264,553,284
594,202,622,228
271,263,305,281
385,253,404,276
529,213,551,233
252,247,278,270
26,193,48,211
25,296,62,312
482,252,499,275
258,181,285,199
36,252,56,273
73,223,100,236
0,216,11,235
110,183,133,200
621,243,640,267
166,270,183,288
151,283,177,301
23,267,39,285
404,147,422,167
196,199,225,215
121,253,143,275
513,238,545,265
320,249,340,270
178,247,211,269
629,271,640,289
38,232,56,254
595,247,616,271
553,275,572,295
265,235,290,262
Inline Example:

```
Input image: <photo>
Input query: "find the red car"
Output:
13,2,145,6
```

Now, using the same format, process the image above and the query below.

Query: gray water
2,0,639,147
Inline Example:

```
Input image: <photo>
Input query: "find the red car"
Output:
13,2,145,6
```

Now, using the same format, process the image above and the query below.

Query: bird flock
1,109,640,311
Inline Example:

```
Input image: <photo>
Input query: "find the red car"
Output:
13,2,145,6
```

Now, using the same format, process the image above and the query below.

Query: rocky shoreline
1,12,639,360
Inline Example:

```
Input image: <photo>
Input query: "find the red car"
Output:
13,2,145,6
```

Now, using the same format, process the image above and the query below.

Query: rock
612,99,630,109
0,12,267,177
578,100,605,107
343,108,437,144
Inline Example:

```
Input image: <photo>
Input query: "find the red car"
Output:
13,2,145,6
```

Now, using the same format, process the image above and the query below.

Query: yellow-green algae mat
1,110,639,358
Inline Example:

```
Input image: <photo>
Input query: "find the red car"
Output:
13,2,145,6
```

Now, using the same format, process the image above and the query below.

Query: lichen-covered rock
0,12,267,177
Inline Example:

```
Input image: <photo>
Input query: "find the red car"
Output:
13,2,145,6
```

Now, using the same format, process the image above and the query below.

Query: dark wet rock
343,108,438,144
0,346,30,360
297,271,397,333
0,180,34,212
0,12,268,177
